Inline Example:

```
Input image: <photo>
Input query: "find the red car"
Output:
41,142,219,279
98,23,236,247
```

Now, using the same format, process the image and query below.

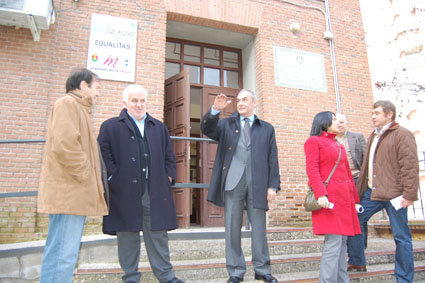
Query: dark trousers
224,170,271,278
116,189,175,283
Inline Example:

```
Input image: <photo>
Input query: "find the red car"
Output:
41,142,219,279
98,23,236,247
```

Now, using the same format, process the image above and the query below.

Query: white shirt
367,121,393,188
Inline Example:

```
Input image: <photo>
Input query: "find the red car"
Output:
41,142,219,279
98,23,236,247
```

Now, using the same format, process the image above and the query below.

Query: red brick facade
0,0,373,243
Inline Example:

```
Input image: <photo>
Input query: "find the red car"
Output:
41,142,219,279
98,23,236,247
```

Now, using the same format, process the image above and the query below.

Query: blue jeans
40,214,86,283
347,189,414,283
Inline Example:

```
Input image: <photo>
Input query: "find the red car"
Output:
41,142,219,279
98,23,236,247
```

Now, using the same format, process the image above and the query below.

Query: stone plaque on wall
274,46,327,93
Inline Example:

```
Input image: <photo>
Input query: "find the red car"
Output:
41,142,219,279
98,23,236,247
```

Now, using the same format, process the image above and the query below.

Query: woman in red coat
304,111,361,282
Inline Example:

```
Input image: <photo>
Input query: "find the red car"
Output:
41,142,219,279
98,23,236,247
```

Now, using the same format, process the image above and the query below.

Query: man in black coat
201,90,280,283
335,114,368,272
98,85,183,283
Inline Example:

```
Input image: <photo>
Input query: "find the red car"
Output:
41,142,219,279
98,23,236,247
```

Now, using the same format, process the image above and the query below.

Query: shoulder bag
304,142,341,212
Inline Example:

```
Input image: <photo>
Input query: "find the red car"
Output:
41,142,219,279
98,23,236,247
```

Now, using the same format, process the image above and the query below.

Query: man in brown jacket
346,100,419,283
37,68,108,283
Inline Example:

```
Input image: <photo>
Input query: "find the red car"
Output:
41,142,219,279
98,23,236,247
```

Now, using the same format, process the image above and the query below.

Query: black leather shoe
164,277,184,283
227,276,243,283
347,264,367,272
254,273,278,283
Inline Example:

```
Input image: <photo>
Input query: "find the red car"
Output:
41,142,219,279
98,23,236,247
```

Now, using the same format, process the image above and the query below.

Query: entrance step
72,229,425,283
74,259,425,282
3,227,425,282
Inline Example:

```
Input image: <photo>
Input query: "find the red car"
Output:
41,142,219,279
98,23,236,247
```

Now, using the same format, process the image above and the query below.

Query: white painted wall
359,0,425,219
242,39,257,95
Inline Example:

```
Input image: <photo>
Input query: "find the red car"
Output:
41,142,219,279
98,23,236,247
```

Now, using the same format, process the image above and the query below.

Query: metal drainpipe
324,0,342,114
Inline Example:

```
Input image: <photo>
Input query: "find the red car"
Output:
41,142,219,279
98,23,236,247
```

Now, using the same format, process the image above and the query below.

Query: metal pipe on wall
260,0,342,113
324,0,342,114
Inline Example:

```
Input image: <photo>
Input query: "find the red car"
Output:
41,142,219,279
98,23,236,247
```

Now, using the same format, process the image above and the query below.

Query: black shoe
164,277,184,283
347,264,367,272
227,276,243,283
254,273,278,283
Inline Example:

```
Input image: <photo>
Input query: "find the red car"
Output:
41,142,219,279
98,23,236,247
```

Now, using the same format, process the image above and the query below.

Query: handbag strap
323,142,341,186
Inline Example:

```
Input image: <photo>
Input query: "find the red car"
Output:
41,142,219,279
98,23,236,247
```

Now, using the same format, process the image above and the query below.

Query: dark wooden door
164,69,191,228
200,87,238,226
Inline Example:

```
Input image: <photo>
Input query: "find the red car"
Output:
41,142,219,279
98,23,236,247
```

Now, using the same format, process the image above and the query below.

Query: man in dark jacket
98,85,183,283
335,114,368,271
346,100,419,283
201,89,280,283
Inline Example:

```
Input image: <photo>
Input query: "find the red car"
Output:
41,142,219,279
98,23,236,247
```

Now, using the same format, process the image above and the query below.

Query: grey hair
122,85,148,103
238,89,257,101
335,113,347,123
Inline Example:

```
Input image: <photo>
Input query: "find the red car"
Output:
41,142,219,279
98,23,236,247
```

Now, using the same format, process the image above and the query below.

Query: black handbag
304,143,341,212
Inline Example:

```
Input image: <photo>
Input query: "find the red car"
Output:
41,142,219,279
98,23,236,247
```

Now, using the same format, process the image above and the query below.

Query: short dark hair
65,68,99,93
373,100,396,121
310,111,335,136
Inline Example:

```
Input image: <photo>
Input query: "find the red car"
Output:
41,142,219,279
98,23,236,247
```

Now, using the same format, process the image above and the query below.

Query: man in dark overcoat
98,84,184,283
335,114,369,272
201,89,281,283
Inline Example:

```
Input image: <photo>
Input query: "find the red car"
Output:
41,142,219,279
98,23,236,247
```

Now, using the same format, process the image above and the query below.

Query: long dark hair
310,111,334,136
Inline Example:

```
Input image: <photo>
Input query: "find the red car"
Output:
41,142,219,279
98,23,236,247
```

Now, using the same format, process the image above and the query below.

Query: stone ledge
371,221,425,240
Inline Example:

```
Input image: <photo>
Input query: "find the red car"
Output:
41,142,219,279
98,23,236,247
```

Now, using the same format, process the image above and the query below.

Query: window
166,39,242,89
184,65,201,84
165,62,180,80
223,51,239,68
204,48,220,66
204,67,220,86
224,70,239,88
166,42,181,60
184,45,201,63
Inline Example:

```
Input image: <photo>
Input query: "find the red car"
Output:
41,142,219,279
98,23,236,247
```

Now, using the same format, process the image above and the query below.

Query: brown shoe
347,264,367,272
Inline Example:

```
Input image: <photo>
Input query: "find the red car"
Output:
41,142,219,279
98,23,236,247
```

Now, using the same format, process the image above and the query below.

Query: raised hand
213,93,232,111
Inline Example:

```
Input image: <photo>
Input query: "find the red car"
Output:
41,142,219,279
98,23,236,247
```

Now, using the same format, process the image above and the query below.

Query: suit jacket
201,111,280,210
346,131,366,170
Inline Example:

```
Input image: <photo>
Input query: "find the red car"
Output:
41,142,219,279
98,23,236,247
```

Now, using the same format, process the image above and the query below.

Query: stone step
78,238,325,265
77,233,425,265
3,227,425,282
188,260,425,282
76,227,318,266
0,227,314,282
74,247,425,282
73,259,425,282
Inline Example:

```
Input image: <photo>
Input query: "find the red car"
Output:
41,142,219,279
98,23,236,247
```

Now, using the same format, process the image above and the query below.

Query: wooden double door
164,69,238,227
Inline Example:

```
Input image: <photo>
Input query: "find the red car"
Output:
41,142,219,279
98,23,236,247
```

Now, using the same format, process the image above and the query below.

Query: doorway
164,38,243,228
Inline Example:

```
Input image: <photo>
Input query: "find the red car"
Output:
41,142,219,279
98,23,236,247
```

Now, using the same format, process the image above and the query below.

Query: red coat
304,132,361,236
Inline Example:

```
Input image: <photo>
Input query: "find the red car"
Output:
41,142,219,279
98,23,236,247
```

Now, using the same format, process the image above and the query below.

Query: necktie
243,118,250,147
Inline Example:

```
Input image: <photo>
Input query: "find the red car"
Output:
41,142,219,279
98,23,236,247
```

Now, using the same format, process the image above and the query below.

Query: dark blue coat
201,111,281,210
98,109,177,234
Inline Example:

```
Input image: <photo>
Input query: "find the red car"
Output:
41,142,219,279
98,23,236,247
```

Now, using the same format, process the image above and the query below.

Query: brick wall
0,0,373,243
252,0,374,225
